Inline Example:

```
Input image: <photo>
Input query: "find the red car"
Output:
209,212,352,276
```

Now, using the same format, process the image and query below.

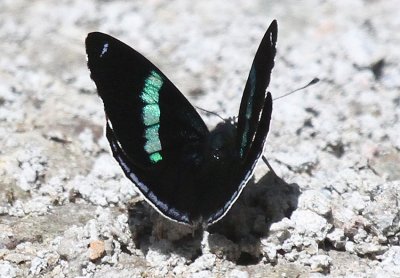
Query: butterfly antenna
195,106,225,121
273,77,319,101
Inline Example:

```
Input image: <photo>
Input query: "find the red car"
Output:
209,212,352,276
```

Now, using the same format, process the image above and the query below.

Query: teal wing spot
240,132,248,157
143,104,160,126
149,152,162,163
140,71,164,163
240,67,256,157
144,124,162,153
140,71,163,104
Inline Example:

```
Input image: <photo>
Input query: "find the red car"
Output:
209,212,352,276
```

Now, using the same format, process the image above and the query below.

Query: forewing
204,21,277,225
86,32,209,224
236,20,277,159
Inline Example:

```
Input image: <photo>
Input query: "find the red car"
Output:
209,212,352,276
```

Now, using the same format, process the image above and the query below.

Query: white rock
229,269,249,278
354,242,388,257
298,190,331,216
192,270,214,278
29,256,47,276
291,210,331,240
190,254,216,273
345,241,355,253
268,218,294,244
0,261,17,278
309,255,332,272
375,246,400,277
260,241,278,263
326,229,346,249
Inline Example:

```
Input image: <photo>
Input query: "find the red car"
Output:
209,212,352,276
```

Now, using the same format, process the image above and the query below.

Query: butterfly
85,20,277,227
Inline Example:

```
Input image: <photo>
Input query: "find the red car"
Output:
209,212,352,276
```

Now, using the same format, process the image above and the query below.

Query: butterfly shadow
127,199,203,260
206,168,300,264
126,167,300,264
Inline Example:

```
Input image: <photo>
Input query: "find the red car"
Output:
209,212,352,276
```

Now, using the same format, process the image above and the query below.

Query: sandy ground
1,0,399,277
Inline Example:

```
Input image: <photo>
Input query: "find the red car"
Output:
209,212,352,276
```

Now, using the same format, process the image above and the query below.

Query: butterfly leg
261,155,278,178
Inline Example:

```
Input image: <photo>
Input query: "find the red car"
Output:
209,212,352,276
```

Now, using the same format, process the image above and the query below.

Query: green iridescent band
144,124,162,153
143,104,160,126
149,152,162,163
140,71,162,104
140,71,164,163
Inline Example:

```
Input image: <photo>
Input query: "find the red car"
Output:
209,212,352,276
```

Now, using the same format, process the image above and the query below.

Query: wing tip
266,91,273,110
268,20,278,44
85,32,118,52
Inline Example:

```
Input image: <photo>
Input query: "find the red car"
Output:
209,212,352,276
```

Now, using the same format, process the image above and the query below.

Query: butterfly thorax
207,120,237,162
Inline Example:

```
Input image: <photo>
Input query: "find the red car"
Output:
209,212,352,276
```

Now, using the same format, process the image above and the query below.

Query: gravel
1,0,399,277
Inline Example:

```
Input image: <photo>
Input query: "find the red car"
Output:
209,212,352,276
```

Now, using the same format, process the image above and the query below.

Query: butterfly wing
86,32,209,224
86,20,277,226
205,21,277,225
236,20,277,159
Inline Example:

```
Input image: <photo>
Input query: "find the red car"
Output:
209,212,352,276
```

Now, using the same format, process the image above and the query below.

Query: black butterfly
85,20,277,226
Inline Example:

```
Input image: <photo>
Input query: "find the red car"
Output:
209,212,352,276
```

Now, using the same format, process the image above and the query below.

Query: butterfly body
86,20,277,226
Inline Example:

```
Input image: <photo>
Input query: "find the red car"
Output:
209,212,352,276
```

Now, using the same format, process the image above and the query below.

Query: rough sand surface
0,0,399,277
